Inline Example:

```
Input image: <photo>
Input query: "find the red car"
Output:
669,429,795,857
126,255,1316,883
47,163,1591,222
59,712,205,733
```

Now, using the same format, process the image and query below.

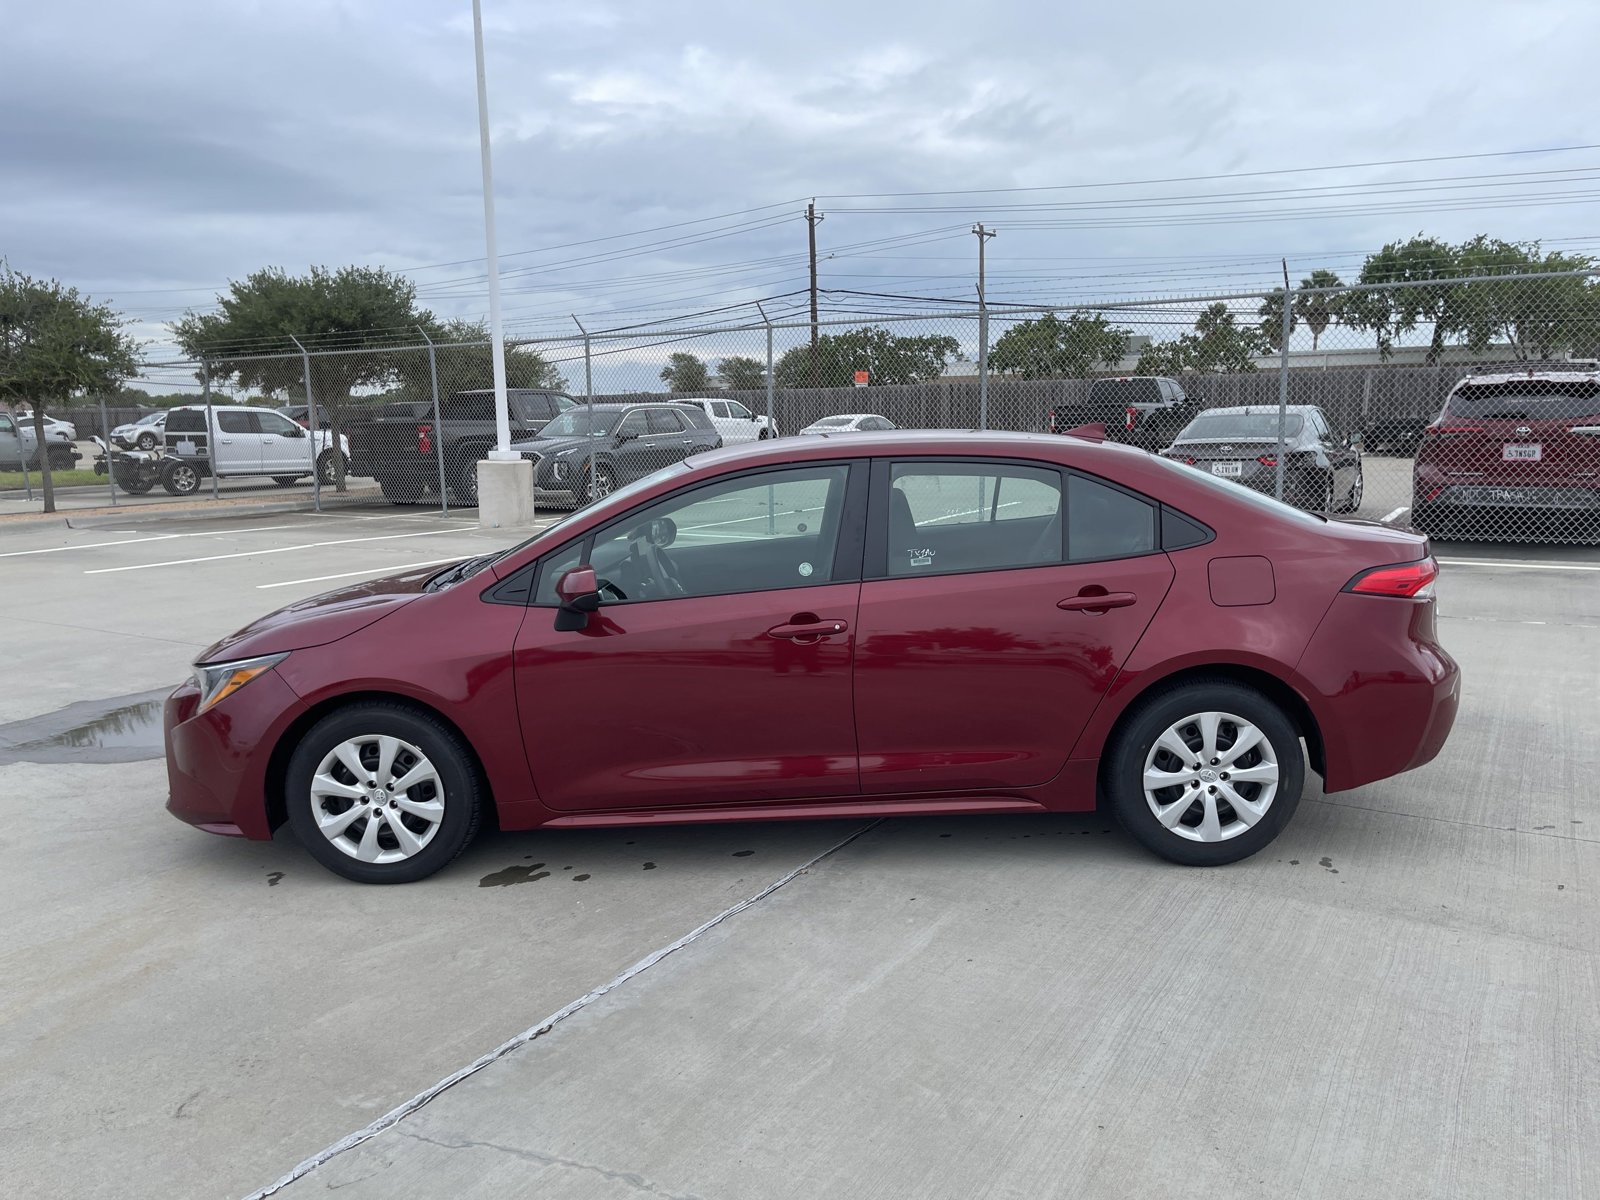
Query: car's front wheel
1104,680,1304,866
162,460,202,496
285,702,483,884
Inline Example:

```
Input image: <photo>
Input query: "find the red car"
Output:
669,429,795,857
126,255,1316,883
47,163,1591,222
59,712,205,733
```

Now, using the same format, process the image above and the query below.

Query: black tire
135,432,159,451
449,464,479,508
1104,679,1305,867
284,702,483,884
317,451,344,486
272,476,301,487
114,471,153,495
758,428,772,440
583,463,616,505
47,448,77,470
162,460,202,496
379,477,425,505
1339,468,1364,514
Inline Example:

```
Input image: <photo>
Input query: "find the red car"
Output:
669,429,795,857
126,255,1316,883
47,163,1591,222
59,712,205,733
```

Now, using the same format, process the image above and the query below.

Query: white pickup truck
158,404,349,494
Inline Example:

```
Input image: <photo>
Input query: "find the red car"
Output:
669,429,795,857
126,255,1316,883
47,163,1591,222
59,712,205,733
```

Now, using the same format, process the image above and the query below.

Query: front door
514,462,866,811
854,460,1174,793
256,409,311,474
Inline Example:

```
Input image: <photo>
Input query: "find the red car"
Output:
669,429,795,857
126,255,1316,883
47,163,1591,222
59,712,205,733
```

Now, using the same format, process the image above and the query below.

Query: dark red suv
1412,370,1600,539
166,431,1460,883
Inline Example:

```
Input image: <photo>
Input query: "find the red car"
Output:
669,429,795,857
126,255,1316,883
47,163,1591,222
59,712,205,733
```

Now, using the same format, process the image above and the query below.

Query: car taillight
1345,557,1438,599
417,424,433,454
1182,456,1197,466
1256,455,1277,467
1423,423,1485,440
1125,406,1137,429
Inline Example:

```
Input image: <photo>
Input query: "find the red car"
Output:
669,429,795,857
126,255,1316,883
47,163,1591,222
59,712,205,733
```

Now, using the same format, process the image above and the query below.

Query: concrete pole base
476,457,535,529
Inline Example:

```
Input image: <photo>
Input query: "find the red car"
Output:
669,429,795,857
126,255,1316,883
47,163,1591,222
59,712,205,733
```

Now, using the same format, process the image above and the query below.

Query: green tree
1451,239,1595,361
172,266,434,489
1133,339,1189,376
659,352,710,392
1256,288,1298,351
774,326,961,388
1,267,141,512
1351,236,1465,364
717,355,766,390
1134,303,1265,375
989,312,1131,379
1295,269,1344,352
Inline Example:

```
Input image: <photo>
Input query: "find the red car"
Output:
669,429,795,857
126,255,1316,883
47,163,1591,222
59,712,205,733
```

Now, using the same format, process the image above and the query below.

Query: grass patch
0,469,104,489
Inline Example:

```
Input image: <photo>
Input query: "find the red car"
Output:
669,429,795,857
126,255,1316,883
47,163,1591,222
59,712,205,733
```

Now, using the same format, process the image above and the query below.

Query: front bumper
164,670,307,839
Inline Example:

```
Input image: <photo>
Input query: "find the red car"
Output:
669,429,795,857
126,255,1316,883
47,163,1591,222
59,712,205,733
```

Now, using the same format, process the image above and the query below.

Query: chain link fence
22,271,1600,542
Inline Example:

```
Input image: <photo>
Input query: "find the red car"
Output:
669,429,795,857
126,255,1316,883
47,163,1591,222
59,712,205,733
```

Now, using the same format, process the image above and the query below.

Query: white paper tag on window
909,549,934,567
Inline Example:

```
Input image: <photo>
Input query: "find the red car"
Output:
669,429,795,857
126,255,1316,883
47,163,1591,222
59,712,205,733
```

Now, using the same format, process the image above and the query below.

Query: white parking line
0,523,320,559
257,558,463,589
1438,558,1600,571
83,529,459,575
1382,506,1410,523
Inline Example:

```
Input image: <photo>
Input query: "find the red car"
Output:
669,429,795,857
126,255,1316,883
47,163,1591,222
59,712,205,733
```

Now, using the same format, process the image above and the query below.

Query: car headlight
192,653,288,714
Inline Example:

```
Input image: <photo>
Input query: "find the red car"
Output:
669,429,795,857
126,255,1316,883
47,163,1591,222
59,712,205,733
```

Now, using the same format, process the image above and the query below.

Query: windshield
812,417,856,428
1446,383,1600,421
539,410,622,437
1178,412,1304,440
138,412,164,425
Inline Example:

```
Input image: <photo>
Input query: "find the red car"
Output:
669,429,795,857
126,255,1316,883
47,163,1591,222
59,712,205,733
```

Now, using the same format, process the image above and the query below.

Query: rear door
213,410,261,475
853,459,1175,793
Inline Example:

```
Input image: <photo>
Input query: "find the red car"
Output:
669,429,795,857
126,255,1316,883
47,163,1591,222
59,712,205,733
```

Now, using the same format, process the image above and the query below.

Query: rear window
1179,412,1305,440
1089,379,1162,408
1445,381,1600,421
813,417,855,428
166,409,206,433
677,406,715,430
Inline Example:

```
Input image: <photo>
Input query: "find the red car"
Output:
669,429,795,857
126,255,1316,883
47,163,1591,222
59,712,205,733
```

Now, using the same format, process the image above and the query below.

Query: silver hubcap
1142,711,1279,843
592,471,612,498
174,466,196,489
310,734,445,863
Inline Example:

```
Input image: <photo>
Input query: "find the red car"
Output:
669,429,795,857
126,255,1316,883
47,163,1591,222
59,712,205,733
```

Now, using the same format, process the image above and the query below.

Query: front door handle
1058,591,1136,612
766,618,849,641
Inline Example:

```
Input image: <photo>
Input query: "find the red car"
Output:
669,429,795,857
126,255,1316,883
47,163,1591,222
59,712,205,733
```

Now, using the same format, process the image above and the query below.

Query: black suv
1047,376,1192,450
509,403,721,504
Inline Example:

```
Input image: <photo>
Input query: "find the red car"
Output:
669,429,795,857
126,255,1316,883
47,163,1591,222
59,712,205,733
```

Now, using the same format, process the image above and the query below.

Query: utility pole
974,223,996,430
807,201,824,388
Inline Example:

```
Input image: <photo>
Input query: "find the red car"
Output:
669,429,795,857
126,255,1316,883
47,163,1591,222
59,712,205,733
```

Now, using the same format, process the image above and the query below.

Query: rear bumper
1296,592,1460,792
1420,482,1600,511
165,671,306,840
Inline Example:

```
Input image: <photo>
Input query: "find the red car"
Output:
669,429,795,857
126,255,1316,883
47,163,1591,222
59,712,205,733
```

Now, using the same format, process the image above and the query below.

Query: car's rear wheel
317,451,344,486
285,703,483,884
1104,680,1304,866
162,460,202,496
1339,467,1364,514
583,463,616,505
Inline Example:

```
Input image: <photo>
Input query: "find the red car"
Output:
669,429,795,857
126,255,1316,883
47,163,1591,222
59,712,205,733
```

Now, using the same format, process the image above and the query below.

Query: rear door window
884,462,1063,577
647,409,685,434
217,411,257,435
1067,474,1158,562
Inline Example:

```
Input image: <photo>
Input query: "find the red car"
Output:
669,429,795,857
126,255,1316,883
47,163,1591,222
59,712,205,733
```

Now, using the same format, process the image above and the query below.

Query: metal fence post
1273,263,1292,503
290,336,321,513
755,300,776,534
573,316,593,504
977,286,990,431
98,393,116,507
201,358,220,501
418,327,449,514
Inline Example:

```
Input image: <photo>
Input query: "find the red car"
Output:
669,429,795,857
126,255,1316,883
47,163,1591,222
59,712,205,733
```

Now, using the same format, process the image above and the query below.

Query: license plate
1503,443,1541,461
1211,461,1243,477
176,439,198,456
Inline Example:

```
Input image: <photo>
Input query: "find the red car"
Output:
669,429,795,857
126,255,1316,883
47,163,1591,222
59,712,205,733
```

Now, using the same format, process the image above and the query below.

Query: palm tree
1294,270,1344,352
1256,287,1297,351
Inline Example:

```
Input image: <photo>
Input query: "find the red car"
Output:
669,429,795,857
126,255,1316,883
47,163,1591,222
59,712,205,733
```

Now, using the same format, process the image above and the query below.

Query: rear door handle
766,619,849,641
1058,592,1136,612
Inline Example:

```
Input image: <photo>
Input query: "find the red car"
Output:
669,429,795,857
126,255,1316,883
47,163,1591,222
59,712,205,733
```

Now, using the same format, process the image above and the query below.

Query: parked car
1047,376,1192,450
799,413,896,435
1160,405,1364,513
671,397,779,443
111,411,168,450
346,388,576,506
160,405,350,495
277,404,331,430
509,402,722,505
13,410,77,441
1,411,80,469
164,428,1459,883
1412,370,1600,537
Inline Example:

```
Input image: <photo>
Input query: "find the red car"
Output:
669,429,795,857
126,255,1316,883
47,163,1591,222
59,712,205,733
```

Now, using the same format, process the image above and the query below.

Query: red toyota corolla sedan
165,430,1460,883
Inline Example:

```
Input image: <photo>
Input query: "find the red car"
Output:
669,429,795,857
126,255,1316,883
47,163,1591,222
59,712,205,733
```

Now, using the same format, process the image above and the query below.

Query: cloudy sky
6,0,1600,390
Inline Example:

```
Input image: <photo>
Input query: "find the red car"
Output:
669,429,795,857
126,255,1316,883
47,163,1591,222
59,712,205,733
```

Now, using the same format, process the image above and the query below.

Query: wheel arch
1095,662,1326,788
263,690,497,834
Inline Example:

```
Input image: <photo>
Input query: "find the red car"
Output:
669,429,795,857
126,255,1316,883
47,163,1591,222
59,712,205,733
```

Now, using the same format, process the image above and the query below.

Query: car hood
196,562,450,663
508,434,608,456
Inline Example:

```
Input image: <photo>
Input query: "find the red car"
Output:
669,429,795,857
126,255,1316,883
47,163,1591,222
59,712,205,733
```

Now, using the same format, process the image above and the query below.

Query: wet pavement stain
642,862,657,870
1319,856,1339,874
573,874,591,882
266,872,284,887
479,864,551,888
732,850,754,857
0,689,170,765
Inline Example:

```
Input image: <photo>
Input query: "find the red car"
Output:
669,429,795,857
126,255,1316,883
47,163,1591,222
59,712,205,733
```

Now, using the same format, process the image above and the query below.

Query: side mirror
1344,432,1362,449
554,566,602,631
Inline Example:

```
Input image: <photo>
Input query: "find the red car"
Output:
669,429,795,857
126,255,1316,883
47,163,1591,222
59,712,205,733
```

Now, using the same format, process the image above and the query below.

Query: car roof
1188,405,1320,417
810,413,881,421
1453,369,1600,388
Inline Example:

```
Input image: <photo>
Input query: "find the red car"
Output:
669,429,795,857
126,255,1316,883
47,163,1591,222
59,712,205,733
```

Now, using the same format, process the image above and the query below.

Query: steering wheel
652,545,687,596
596,578,627,601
